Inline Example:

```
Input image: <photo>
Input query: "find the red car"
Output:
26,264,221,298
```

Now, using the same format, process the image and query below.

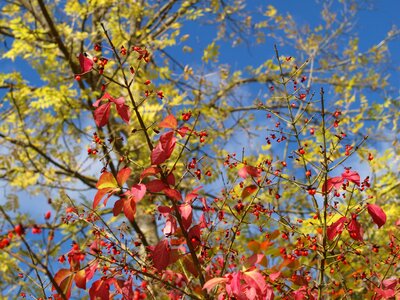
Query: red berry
15,224,24,236
75,75,81,81
94,44,101,51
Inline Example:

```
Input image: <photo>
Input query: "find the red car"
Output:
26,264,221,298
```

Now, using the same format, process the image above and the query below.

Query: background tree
0,0,399,298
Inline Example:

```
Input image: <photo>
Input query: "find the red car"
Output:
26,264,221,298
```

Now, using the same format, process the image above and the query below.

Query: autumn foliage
0,2,399,300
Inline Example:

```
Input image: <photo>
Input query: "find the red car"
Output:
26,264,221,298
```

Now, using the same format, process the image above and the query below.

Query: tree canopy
0,0,399,298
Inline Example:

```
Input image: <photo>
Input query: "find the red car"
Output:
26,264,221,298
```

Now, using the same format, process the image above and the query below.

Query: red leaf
243,269,267,295
146,179,167,193
164,188,182,201
348,217,363,241
228,272,243,298
89,279,110,300
123,199,136,222
179,203,192,230
322,176,344,193
85,261,97,282
140,166,161,180
113,278,133,299
116,168,131,186
93,188,114,209
185,186,202,203
152,239,170,271
159,114,178,129
367,203,387,228
374,287,395,299
241,184,258,199
269,271,281,282
177,126,190,137
98,92,114,102
77,53,94,74
327,217,347,240
113,199,124,216
93,102,111,127
151,131,176,165
115,102,130,124
245,253,268,267
341,170,360,186
151,143,167,165
188,225,201,248
203,277,229,293
158,205,172,215
382,277,398,290
166,172,175,186
131,184,147,202
238,166,261,179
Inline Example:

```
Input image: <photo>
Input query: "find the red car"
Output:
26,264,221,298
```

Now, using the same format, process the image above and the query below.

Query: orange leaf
116,168,131,186
159,114,178,129
241,184,258,199
96,172,118,189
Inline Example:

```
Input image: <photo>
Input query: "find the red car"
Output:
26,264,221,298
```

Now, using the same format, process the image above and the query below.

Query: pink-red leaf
163,215,177,236
131,184,147,203
115,102,130,124
151,131,176,165
269,271,281,282
77,53,94,74
159,114,178,129
179,203,192,230
203,277,229,293
177,126,190,137
348,218,363,241
116,168,131,186
367,203,387,228
322,176,344,193
382,277,398,290
93,102,111,128
341,170,360,186
238,166,261,179
327,217,347,240
243,269,267,294
374,287,395,299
